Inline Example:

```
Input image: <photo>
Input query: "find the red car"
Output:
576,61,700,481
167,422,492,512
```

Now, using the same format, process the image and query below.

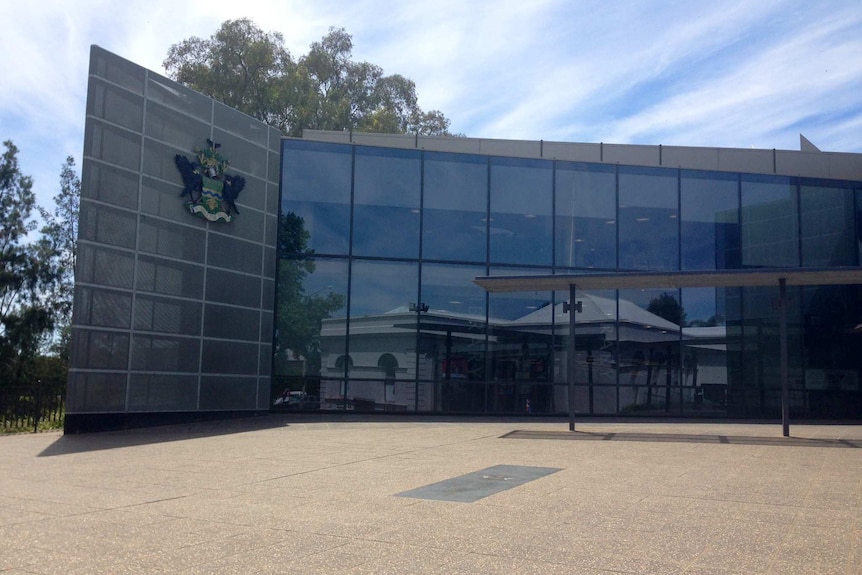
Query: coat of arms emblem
175,139,246,223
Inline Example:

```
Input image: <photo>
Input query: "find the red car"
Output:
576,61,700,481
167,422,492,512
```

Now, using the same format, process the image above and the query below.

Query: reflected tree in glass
275,212,345,376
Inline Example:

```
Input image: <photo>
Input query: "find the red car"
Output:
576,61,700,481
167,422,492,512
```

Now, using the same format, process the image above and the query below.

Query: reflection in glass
486,268,553,413
281,140,352,255
555,162,616,270
617,288,682,413
558,289,618,415
741,175,798,267
273,253,347,407
489,157,553,266
681,171,739,270
423,152,488,263
353,146,421,258
619,166,678,271
800,182,855,267
421,264,488,412
330,260,420,411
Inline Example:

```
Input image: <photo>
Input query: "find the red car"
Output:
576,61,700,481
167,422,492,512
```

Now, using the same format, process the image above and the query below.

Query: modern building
66,47,862,431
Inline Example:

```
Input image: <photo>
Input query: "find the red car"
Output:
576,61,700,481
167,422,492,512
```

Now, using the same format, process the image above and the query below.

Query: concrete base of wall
64,410,270,434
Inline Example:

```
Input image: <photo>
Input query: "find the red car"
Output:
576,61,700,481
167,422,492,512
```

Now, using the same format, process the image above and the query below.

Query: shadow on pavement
502,429,862,448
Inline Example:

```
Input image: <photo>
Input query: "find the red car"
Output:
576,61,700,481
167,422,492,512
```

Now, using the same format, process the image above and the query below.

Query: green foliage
274,213,345,376
38,156,80,359
0,141,61,389
165,20,453,137
646,292,687,326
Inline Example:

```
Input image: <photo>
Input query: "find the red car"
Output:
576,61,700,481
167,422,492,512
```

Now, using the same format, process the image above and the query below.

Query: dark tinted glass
681,171,739,270
281,140,352,255
619,166,678,271
423,152,488,263
741,175,798,267
353,147,421,258
489,157,553,266
555,162,616,270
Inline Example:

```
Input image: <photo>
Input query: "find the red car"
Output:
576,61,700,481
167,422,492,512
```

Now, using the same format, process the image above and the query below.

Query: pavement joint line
255,432,504,486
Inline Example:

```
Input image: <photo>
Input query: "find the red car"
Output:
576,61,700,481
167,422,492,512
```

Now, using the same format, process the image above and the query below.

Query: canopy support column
568,283,577,432
779,278,790,437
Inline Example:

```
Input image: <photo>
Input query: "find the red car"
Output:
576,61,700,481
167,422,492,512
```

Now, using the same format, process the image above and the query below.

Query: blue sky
3,0,862,213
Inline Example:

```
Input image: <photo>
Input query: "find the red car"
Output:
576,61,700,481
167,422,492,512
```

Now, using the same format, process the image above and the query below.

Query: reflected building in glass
277,134,862,420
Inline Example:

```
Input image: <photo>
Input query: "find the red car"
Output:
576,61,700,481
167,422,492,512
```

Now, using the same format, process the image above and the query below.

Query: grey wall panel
146,74,213,122
67,372,128,412
140,176,208,225
201,340,259,375
71,330,130,370
481,138,542,158
234,174,266,212
74,287,133,329
205,268,261,308
257,376,271,409
136,255,205,299
266,182,279,221
79,201,138,249
827,153,862,180
264,214,278,249
260,312,274,342
76,244,136,289
418,135,483,154
199,376,257,410
84,121,142,171
543,141,601,162
87,78,144,132
213,102,269,147
268,150,280,184
604,144,660,166
90,46,145,94
138,215,206,262
128,374,198,412
145,101,212,152
719,148,774,173
221,200,265,242
82,161,139,208
211,128,268,179
206,234,263,275
133,294,202,335
662,146,720,171
203,304,260,342
263,250,276,279
131,335,201,372
258,345,272,377
142,138,188,183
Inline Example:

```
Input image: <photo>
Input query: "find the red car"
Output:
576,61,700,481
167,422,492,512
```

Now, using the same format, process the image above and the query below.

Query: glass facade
276,139,862,419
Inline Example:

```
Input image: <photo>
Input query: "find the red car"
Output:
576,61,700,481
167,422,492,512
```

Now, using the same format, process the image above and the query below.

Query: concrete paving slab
2,416,862,574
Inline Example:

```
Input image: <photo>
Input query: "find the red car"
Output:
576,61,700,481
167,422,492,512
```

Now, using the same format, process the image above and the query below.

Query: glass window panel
681,170,739,270
681,287,731,415
618,288,683,413
740,175,798,267
281,140,352,255
275,257,348,384
618,166,679,271
800,182,855,267
340,260,419,411
555,162,616,270
557,289,619,415
489,157,553,266
422,152,488,263
353,147,421,258
486,267,553,413
421,264,488,413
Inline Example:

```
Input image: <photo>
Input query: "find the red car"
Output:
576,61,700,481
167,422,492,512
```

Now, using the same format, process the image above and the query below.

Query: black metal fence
1,381,65,433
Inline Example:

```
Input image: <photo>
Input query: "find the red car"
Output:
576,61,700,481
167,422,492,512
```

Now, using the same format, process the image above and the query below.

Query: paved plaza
1,416,861,574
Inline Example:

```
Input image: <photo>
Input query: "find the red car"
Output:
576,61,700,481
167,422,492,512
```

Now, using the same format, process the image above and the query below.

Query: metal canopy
474,267,862,437
474,267,862,293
